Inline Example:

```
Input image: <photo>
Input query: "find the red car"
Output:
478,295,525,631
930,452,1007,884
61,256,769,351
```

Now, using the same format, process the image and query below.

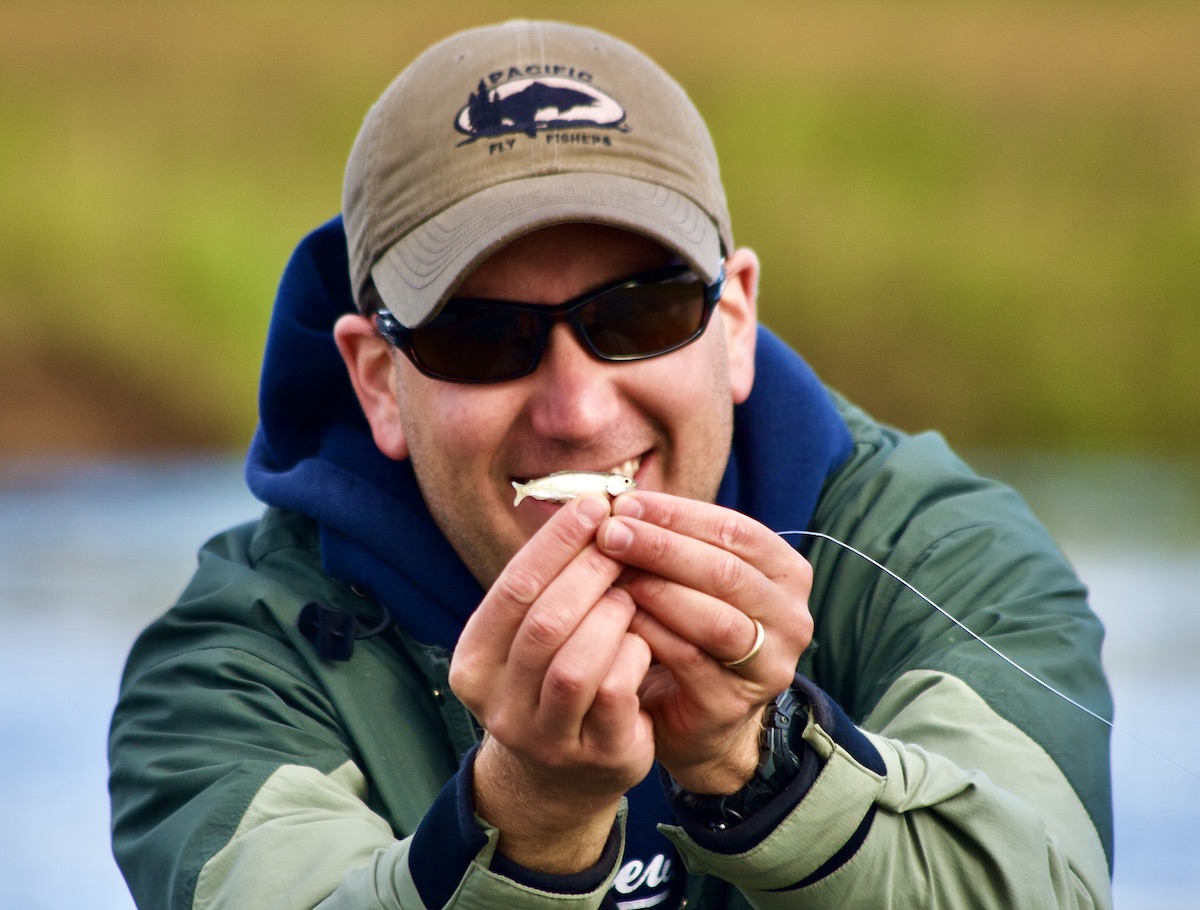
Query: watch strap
668,682,809,830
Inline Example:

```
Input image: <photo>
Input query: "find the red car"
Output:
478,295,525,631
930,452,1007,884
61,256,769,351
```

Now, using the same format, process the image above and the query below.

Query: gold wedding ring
722,618,766,669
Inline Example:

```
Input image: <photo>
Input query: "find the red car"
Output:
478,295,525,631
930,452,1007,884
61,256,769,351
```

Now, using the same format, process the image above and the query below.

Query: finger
630,603,770,691
584,629,655,764
506,543,626,679
627,577,797,697
488,494,613,620
630,611,763,776
598,629,655,720
599,511,779,611
612,491,807,582
459,554,627,751
621,569,762,668
598,494,812,689
630,605,712,687
457,496,612,666
536,586,638,734
457,541,625,731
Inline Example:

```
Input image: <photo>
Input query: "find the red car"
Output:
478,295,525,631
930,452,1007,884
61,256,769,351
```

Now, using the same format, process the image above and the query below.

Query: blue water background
1,454,1197,909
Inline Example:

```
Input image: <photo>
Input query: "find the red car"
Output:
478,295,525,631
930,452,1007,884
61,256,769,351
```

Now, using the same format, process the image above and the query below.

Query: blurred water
0,458,262,910
0,454,1197,909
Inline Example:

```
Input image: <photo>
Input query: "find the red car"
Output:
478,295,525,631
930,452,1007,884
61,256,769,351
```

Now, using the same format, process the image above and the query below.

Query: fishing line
776,528,1200,784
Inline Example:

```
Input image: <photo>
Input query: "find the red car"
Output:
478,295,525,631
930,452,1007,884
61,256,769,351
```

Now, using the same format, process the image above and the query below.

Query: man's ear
333,313,410,460
717,247,759,404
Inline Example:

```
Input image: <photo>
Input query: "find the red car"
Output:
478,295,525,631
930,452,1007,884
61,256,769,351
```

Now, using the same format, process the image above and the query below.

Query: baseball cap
342,19,732,326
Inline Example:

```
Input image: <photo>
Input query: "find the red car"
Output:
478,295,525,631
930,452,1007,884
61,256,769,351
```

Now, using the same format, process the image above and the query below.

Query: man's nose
525,323,622,445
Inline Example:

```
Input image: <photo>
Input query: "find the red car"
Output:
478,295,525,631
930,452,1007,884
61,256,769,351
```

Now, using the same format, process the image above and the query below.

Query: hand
449,495,656,872
596,492,813,795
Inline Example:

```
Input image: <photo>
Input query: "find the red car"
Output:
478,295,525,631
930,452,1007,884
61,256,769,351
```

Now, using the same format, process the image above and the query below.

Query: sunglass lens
581,276,707,359
410,305,542,382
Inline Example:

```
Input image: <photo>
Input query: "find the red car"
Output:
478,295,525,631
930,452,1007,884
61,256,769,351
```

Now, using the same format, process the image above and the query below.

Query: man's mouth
512,455,644,487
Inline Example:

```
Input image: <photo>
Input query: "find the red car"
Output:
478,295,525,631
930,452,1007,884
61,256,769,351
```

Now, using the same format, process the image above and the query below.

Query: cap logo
456,76,625,144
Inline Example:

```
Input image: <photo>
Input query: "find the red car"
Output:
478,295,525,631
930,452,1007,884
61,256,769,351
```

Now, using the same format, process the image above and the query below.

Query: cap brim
369,172,723,327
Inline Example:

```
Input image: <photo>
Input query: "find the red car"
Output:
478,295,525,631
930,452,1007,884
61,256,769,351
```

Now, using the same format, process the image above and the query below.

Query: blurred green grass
2,0,1197,454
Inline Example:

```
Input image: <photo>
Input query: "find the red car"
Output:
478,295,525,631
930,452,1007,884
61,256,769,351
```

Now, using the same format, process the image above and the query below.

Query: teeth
516,457,642,485
609,457,641,479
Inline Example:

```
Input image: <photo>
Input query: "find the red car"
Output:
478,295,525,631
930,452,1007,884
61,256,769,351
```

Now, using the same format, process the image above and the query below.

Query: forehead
453,223,675,304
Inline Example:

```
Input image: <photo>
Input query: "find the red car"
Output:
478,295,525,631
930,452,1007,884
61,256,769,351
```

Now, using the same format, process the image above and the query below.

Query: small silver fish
512,471,637,506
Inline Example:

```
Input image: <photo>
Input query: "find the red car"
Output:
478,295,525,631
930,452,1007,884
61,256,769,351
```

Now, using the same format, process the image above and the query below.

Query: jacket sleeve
310,753,626,910
108,528,625,910
659,429,1113,909
661,672,1111,909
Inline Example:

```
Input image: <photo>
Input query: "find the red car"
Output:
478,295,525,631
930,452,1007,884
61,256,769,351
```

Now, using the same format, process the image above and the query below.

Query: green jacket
109,397,1113,909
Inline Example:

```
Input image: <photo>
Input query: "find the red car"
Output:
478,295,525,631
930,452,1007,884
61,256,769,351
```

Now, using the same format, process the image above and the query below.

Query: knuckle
628,571,670,603
581,547,623,590
715,512,749,552
651,500,681,531
446,666,474,707
642,526,675,564
597,587,636,622
709,552,748,598
780,593,814,642
794,608,814,642
789,554,815,591
762,664,797,697
523,604,572,649
711,608,750,650
485,708,522,747
673,637,710,674
773,548,814,596
593,675,633,712
496,564,542,608
543,661,589,704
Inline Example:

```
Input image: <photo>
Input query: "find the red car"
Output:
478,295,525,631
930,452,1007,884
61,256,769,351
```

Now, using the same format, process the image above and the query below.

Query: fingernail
604,586,635,608
601,519,634,553
576,495,610,527
612,494,643,519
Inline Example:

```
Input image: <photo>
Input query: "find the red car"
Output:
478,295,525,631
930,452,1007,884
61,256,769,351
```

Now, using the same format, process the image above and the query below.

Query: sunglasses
373,264,726,384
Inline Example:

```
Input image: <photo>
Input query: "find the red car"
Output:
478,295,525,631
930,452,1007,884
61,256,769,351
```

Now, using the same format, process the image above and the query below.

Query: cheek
395,373,515,467
395,382,533,568
636,333,736,497
632,330,734,435
682,327,735,411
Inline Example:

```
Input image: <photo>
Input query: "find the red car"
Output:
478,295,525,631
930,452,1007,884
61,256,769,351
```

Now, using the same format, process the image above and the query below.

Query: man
109,20,1114,910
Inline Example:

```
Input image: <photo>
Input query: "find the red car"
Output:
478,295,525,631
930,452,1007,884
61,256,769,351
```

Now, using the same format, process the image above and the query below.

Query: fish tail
512,481,526,506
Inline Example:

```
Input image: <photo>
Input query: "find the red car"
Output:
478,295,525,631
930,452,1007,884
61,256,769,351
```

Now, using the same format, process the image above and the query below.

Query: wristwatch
669,684,809,830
